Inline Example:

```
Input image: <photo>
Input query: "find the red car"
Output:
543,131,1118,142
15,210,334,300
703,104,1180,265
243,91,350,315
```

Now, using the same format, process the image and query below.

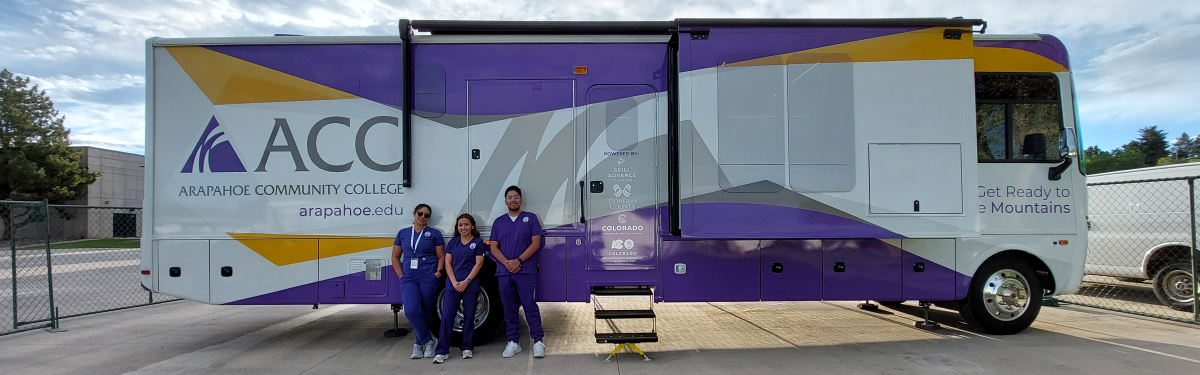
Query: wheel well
1145,245,1192,278
989,250,1056,295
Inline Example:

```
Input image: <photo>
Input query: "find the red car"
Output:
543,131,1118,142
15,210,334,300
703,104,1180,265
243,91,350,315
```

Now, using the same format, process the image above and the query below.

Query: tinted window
975,73,1064,162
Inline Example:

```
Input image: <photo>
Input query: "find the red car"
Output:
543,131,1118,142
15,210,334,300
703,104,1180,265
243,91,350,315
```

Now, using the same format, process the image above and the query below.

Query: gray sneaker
533,341,546,358
501,341,522,358
424,337,438,358
462,350,473,359
432,354,447,364
410,344,423,359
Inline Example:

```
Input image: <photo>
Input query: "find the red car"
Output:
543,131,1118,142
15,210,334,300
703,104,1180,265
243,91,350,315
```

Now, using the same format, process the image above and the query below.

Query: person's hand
455,281,467,292
504,259,521,272
434,269,443,279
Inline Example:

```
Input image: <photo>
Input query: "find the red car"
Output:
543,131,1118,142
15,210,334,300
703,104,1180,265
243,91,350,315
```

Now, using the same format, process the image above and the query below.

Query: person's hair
504,185,522,197
413,203,431,216
452,213,481,238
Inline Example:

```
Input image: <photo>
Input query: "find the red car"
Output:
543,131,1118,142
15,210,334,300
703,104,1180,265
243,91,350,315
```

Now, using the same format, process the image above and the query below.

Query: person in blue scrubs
489,186,546,358
432,213,487,364
392,203,445,359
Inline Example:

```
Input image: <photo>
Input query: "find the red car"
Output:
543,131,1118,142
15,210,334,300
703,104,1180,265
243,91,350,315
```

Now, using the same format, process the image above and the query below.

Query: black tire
1151,261,1195,311
433,257,505,346
959,256,1042,335
877,300,906,306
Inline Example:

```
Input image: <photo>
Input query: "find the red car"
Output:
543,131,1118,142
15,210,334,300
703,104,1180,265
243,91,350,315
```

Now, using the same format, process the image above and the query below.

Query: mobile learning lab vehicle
1084,163,1199,311
142,18,1086,338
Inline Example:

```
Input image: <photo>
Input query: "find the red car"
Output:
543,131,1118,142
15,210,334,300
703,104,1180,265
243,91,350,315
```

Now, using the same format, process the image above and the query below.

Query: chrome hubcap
436,288,491,333
1162,270,1194,303
981,269,1031,321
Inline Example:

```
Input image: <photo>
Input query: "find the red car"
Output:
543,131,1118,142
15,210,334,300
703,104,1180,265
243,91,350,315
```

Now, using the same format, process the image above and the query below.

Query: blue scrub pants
498,273,543,343
435,280,481,355
400,256,440,345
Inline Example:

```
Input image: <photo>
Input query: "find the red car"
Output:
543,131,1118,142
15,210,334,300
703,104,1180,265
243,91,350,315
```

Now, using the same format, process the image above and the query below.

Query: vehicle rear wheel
960,256,1042,335
432,258,505,346
1152,261,1195,311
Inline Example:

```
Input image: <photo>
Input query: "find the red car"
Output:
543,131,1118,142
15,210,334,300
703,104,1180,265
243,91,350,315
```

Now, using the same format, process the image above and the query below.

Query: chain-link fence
2,200,178,336
1059,177,1199,323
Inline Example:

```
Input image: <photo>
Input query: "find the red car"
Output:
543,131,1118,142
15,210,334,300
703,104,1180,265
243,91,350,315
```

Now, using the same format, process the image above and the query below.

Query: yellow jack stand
604,343,651,362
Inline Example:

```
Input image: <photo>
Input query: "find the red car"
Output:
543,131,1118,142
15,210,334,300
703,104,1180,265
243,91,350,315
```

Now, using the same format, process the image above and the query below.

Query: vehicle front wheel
960,256,1042,335
1152,261,1195,311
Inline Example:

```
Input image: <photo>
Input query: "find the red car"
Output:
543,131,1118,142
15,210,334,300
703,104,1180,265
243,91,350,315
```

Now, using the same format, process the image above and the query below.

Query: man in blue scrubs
489,185,546,358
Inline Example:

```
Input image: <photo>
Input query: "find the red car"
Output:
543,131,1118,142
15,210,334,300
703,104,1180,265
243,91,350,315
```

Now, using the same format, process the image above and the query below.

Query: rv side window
975,73,1064,162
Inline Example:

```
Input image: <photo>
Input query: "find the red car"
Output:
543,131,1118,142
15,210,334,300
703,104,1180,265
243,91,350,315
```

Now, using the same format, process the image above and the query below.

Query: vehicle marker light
141,270,151,275
1058,240,1068,245
574,66,588,74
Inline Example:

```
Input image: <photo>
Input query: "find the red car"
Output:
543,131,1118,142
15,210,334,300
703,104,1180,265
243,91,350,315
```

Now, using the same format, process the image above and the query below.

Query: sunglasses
414,212,430,218
505,195,521,200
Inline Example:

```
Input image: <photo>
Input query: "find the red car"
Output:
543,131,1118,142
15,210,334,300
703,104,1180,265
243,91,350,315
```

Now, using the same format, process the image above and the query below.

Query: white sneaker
462,350,473,359
424,337,438,358
432,354,447,364
502,341,522,358
533,341,546,358
411,344,423,359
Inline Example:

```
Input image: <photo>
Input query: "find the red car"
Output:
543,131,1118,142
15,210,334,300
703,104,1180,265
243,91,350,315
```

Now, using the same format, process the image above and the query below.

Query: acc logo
469,243,477,249
181,117,247,173
424,231,430,238
522,217,529,223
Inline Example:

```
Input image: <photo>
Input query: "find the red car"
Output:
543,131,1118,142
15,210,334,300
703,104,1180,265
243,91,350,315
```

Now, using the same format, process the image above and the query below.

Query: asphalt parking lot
1,300,1198,374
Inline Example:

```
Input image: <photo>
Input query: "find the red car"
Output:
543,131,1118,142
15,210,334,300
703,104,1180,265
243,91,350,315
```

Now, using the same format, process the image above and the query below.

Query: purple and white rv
142,18,1086,338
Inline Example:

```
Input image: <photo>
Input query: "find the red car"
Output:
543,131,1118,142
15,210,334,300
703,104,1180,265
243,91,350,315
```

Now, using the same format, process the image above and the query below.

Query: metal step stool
592,286,657,362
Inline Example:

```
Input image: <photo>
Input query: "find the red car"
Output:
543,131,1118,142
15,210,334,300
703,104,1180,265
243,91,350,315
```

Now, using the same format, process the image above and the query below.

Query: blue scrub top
489,211,543,275
446,236,486,282
394,226,445,262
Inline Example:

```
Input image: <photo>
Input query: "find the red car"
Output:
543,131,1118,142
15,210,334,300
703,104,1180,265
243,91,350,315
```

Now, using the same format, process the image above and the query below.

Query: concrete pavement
1,300,1198,374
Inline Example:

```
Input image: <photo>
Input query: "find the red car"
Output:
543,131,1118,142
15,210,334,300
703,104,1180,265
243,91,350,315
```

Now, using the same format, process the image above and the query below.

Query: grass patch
20,238,140,250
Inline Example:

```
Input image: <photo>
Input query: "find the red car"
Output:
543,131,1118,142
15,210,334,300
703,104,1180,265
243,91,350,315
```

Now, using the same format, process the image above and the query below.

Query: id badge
410,259,418,270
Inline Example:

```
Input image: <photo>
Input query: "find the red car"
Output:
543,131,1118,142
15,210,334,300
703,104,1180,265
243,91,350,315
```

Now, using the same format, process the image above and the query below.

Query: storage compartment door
822,239,902,301
901,239,956,301
868,143,963,214
211,239,317,305
760,240,822,301
157,240,209,303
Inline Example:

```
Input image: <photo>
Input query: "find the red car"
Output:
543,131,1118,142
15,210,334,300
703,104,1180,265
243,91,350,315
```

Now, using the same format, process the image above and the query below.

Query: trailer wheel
433,258,505,345
1151,261,1194,311
960,256,1042,335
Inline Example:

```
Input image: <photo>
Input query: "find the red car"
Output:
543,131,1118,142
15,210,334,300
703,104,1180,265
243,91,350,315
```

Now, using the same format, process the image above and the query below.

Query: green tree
1,69,98,238
1084,145,1145,174
1128,126,1169,167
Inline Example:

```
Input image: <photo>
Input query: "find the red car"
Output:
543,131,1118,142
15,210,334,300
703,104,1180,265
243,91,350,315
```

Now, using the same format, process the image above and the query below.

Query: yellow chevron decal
973,46,1068,72
166,46,358,105
723,27,973,68
227,233,393,266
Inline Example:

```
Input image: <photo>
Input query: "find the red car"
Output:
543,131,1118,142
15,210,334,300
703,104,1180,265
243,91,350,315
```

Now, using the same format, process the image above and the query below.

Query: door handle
590,181,604,194
579,181,586,223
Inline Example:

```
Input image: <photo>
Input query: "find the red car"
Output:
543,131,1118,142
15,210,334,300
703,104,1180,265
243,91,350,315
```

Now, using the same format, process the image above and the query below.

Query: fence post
9,204,16,329
1191,179,1199,323
42,199,59,330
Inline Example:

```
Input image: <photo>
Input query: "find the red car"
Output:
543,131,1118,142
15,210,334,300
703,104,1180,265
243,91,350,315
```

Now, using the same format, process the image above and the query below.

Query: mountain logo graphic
181,117,247,173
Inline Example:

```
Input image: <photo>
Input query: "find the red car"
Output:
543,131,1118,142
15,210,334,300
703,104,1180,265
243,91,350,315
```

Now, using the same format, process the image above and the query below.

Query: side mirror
1022,133,1047,158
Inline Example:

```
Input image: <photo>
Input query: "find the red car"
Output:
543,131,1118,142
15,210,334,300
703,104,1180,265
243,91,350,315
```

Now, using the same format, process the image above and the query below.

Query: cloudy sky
1,0,1197,154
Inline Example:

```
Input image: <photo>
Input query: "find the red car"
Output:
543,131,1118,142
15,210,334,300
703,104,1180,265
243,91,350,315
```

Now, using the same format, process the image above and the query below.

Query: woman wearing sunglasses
392,203,446,359
431,213,487,363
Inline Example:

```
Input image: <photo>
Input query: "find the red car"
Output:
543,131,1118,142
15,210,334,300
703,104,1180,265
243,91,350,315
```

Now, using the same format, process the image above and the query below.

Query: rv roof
410,18,985,35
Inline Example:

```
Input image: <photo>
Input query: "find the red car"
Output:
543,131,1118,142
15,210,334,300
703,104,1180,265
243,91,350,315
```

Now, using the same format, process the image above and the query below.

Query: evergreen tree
1131,126,1169,167
1170,132,1194,159
1,69,99,239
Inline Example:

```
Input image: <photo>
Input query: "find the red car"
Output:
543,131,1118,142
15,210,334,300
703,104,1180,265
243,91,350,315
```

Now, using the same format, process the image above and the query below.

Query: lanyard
410,227,423,257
